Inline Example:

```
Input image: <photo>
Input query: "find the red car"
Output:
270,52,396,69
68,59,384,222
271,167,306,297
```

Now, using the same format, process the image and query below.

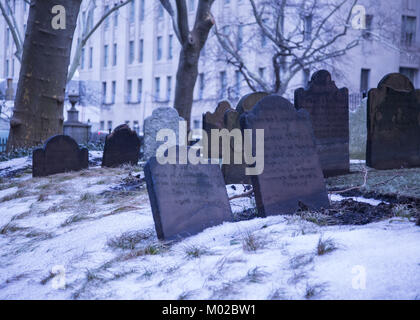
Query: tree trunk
7,0,82,151
174,44,200,129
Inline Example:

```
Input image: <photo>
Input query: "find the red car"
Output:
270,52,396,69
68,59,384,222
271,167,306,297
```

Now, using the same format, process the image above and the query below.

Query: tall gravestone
143,107,185,161
240,95,330,216
144,146,233,240
222,92,269,184
102,124,141,167
295,70,349,177
366,73,420,169
202,100,234,160
33,135,88,177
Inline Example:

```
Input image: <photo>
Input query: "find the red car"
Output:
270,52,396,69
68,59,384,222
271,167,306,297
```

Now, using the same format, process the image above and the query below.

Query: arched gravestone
366,73,420,170
202,100,234,159
222,92,269,184
101,124,141,167
33,135,88,177
144,146,233,240
240,95,330,216
143,107,185,161
294,70,349,177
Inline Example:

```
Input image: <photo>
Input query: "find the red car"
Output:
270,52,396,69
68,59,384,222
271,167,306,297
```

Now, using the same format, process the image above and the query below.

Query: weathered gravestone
102,124,141,167
144,146,233,240
202,100,234,159
222,92,269,184
240,95,330,216
366,73,420,169
143,107,185,161
33,135,88,177
295,70,349,177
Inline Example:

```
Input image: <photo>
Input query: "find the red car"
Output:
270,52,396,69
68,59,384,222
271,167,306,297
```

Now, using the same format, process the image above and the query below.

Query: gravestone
144,146,233,240
143,107,185,161
33,135,88,177
240,95,330,216
222,92,269,184
366,73,420,169
294,70,349,177
102,124,141,167
202,100,234,159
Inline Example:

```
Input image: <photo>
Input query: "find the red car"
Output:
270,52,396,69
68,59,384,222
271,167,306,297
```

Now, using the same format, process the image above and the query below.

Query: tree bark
7,0,82,151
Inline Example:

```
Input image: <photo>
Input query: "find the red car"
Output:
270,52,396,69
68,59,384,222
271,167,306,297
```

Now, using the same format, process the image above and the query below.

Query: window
127,79,132,103
113,43,117,66
11,59,14,77
220,71,227,99
6,28,9,46
198,73,204,100
237,24,244,50
155,77,160,101
157,36,162,61
167,76,172,101
104,5,110,30
114,10,119,27
235,71,241,97
189,0,195,11
129,40,134,64
100,121,105,130
168,35,173,60
258,67,265,79
363,15,373,39
224,0,230,5
304,15,313,41
102,82,107,104
139,39,144,63
360,69,370,94
81,48,85,69
111,81,116,104
193,120,200,129
138,79,143,103
103,45,109,67
401,16,417,46
89,47,93,68
139,0,145,21
108,121,113,131
5,60,9,77
400,67,417,84
158,4,164,18
129,0,135,24
261,19,268,47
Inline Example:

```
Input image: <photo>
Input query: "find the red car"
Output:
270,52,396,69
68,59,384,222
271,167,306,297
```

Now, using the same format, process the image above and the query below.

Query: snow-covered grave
0,152,419,300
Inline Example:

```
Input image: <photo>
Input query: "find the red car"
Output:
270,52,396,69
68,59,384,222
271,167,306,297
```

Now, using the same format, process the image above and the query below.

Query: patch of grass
268,288,287,300
184,244,210,259
288,271,308,285
61,212,92,227
178,290,197,300
316,236,338,256
79,192,96,202
243,267,268,283
392,205,415,219
119,243,165,261
37,193,48,202
25,229,54,240
290,254,314,269
241,231,265,252
0,222,27,235
305,282,328,299
40,271,58,285
107,230,153,250
0,189,28,203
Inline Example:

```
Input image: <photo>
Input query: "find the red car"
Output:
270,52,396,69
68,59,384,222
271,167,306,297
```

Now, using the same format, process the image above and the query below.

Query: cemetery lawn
0,155,419,300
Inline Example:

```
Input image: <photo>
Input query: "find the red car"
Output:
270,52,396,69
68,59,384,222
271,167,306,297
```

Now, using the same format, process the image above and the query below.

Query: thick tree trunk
174,45,200,129
7,0,82,151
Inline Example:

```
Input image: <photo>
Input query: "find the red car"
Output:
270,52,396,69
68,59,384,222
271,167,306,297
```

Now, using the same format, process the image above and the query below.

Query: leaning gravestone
33,135,88,177
222,92,269,185
295,70,349,177
240,95,330,216
202,100,234,159
366,73,420,169
144,146,233,240
143,107,185,161
102,124,141,167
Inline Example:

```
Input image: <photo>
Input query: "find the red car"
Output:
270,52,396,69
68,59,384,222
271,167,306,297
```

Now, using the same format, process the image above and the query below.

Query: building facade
1,0,420,134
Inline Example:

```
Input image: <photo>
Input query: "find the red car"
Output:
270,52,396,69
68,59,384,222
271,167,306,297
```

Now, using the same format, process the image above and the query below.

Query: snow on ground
0,156,419,300
0,156,31,177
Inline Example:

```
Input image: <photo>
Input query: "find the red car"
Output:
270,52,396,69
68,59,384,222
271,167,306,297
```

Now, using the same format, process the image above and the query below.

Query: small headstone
367,73,420,169
240,95,330,216
202,100,234,159
102,124,141,167
295,70,349,177
143,107,185,161
144,146,233,240
222,92,269,184
33,135,88,177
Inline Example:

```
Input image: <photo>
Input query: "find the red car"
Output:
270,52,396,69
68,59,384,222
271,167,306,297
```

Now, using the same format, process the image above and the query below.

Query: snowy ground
0,155,419,300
